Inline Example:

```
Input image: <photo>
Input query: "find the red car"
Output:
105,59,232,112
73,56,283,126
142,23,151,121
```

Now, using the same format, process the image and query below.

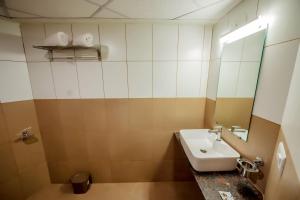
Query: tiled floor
27,181,204,200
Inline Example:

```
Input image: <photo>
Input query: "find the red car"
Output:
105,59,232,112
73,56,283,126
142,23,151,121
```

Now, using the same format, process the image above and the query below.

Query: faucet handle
231,125,240,131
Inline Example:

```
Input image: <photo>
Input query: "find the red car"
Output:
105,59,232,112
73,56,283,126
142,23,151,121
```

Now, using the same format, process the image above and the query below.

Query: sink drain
200,149,207,153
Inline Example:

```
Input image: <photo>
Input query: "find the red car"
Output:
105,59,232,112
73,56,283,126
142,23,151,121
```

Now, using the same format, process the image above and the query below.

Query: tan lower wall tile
0,101,50,198
19,162,50,198
35,98,205,183
2,101,48,172
110,160,155,182
47,161,72,183
0,176,24,200
265,129,300,200
0,105,10,145
88,160,112,182
0,143,19,184
204,98,215,128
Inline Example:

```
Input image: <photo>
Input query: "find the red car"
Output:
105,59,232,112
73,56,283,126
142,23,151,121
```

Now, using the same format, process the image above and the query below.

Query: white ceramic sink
180,129,240,172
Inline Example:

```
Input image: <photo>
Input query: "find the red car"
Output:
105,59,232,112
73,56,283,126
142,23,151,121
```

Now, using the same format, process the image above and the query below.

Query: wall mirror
215,29,267,142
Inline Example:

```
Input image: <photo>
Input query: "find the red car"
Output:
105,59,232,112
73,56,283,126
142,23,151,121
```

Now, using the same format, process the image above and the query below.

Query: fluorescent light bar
220,16,268,44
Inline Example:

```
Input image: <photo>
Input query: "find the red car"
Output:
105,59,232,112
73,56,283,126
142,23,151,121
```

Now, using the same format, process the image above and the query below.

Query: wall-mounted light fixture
220,16,269,44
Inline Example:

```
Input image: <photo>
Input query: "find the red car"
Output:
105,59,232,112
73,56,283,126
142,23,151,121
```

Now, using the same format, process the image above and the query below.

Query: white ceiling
2,0,241,21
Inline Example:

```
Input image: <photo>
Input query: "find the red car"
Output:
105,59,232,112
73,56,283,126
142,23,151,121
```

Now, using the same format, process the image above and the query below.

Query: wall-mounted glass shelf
33,45,101,61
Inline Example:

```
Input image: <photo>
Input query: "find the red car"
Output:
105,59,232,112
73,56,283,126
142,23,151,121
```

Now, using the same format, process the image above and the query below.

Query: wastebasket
70,172,92,194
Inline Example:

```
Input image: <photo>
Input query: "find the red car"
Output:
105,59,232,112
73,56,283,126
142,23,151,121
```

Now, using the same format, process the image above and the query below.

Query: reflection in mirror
0,0,9,18
215,29,266,142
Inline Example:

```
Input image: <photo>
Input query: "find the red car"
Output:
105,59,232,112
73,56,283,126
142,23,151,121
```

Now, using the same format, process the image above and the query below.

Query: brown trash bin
70,172,92,194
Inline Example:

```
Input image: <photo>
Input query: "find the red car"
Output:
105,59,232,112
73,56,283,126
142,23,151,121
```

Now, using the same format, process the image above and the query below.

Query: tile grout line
71,24,82,99
151,24,154,98
125,24,130,99
44,23,58,99
203,25,213,98
199,25,205,97
264,38,300,48
98,24,106,98
235,38,246,97
176,24,180,97
19,23,34,101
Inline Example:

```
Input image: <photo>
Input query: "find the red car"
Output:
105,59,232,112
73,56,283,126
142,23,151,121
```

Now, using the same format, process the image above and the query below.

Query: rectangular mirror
215,29,267,141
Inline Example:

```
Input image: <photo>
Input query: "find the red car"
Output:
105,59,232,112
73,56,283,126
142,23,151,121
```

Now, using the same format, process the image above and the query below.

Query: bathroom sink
180,129,240,172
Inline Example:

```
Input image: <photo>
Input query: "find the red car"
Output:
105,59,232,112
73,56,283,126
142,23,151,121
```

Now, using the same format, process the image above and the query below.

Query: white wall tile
217,61,240,97
102,62,128,98
0,19,21,36
258,0,300,46
178,24,204,60
0,16,24,62
207,59,220,100
177,61,202,97
128,62,152,98
200,61,210,97
203,25,213,61
253,40,299,123
99,23,126,61
27,62,56,99
126,24,152,61
281,43,300,178
0,61,33,102
0,33,26,61
210,16,229,60
21,24,47,62
153,24,178,61
76,61,104,98
222,39,244,61
242,30,266,61
236,62,260,98
51,62,80,99
153,61,177,98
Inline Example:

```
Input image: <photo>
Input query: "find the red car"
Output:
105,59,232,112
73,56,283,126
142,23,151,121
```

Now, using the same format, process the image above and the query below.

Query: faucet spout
208,125,223,141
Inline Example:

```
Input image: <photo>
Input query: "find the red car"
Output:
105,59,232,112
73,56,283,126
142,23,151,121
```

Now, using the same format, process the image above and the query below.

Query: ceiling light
220,16,269,44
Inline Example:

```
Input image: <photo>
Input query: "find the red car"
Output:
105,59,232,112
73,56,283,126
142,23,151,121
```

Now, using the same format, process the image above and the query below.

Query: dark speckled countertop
175,133,263,200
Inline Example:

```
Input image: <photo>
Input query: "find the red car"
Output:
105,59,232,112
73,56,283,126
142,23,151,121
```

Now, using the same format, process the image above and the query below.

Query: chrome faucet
208,125,223,141
231,125,247,132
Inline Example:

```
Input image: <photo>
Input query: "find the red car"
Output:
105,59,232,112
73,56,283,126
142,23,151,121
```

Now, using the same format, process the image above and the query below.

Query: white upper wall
22,22,212,99
0,19,33,103
207,0,300,124
281,44,300,180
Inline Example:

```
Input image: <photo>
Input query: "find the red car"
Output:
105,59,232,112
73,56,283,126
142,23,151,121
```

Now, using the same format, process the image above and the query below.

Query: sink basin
180,129,240,172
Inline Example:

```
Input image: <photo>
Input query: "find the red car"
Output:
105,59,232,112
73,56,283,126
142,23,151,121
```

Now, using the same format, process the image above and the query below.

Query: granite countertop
174,133,263,200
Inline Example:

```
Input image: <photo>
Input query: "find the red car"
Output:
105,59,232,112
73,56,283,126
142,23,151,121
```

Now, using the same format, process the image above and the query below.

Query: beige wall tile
0,104,10,145
2,101,47,172
0,101,50,198
19,163,50,198
0,143,19,183
265,129,300,200
35,98,205,183
21,24,47,62
0,177,24,200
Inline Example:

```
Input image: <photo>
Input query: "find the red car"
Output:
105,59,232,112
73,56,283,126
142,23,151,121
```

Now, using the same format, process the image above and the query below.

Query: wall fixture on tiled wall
0,19,50,199
22,22,212,100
